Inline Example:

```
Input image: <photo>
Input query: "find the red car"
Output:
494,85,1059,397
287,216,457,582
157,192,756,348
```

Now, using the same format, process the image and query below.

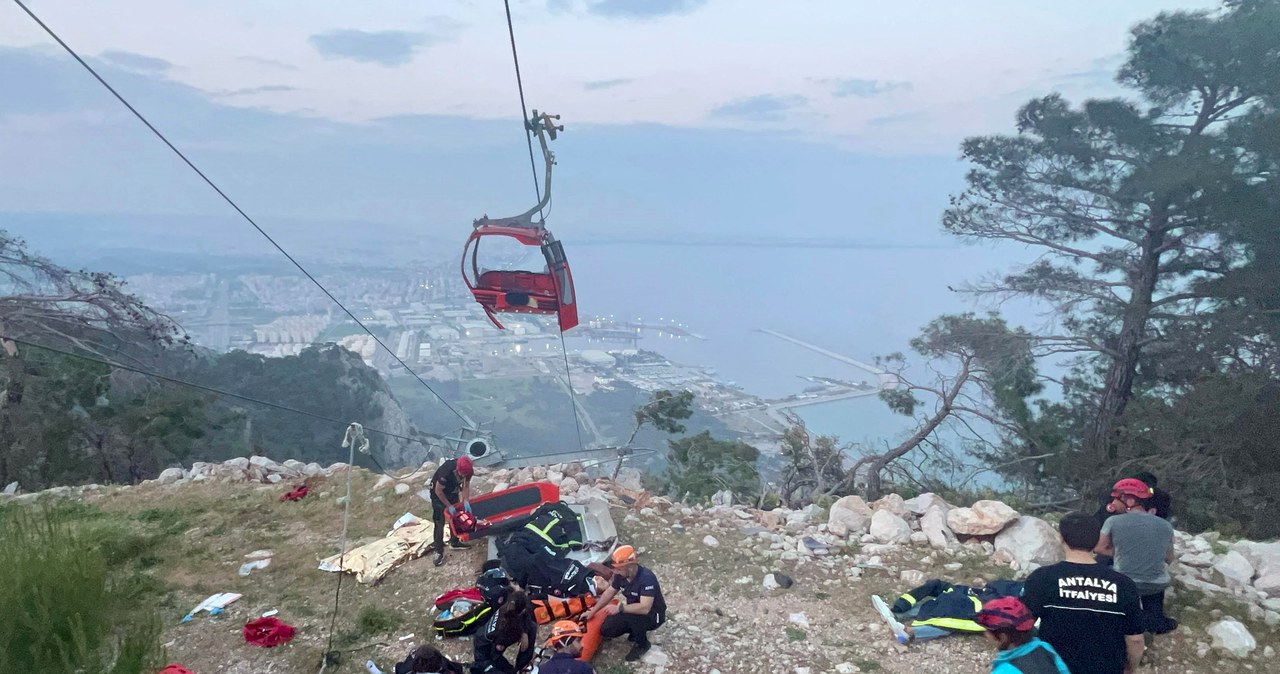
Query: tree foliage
666,431,760,503
940,0,1280,533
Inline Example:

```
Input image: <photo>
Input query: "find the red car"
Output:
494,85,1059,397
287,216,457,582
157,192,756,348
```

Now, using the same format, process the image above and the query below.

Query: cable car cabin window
542,240,574,306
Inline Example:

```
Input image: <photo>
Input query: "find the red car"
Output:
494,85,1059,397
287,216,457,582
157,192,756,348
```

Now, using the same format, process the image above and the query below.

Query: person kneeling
977,598,1070,674
580,545,665,662
538,621,596,673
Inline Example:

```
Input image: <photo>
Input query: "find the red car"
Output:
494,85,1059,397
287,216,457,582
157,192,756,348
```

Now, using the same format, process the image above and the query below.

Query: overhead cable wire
12,0,470,427
502,1,586,451
503,0,545,221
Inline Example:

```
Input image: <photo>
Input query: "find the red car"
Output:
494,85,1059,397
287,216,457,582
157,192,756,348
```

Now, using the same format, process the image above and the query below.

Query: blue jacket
534,651,595,674
991,638,1071,674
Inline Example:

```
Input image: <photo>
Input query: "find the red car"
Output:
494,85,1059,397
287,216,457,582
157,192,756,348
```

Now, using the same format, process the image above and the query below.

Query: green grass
855,660,882,672
785,626,808,641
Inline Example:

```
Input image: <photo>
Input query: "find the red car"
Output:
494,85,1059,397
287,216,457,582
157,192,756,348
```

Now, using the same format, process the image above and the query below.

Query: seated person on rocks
395,645,464,674
471,588,537,674
977,597,1071,674
876,578,1024,644
579,545,666,662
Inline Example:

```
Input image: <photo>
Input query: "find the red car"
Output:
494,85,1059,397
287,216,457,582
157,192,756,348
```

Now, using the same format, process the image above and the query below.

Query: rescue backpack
433,597,493,637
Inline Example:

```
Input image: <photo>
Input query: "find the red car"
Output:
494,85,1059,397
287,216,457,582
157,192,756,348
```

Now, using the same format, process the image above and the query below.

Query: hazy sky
0,0,1221,254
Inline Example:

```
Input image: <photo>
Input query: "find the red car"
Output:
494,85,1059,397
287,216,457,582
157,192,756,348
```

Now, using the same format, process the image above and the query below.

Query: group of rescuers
396,454,665,674
409,454,1175,674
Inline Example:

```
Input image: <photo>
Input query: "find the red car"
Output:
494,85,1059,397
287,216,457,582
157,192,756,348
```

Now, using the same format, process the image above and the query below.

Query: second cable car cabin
461,110,578,333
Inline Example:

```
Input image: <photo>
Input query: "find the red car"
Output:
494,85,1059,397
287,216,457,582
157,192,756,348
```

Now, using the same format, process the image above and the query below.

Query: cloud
238,56,300,71
868,110,927,127
550,0,708,19
709,94,807,122
308,28,453,67
98,50,171,73
822,78,912,99
216,85,299,97
583,78,632,91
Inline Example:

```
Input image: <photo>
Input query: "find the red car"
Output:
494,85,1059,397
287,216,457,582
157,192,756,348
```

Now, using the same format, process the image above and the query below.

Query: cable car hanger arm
474,110,562,230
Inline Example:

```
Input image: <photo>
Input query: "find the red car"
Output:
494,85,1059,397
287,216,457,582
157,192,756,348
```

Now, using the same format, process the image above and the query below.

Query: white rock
794,668,810,674
1214,551,1256,587
835,665,856,674
909,532,929,545
871,493,908,517
904,493,950,515
944,562,963,572
947,500,1019,536
828,495,873,538
920,506,957,549
266,473,283,484
559,478,579,496
900,569,927,586
1181,551,1216,568
703,535,720,548
1207,618,1256,658
788,612,809,628
995,517,1064,568
1264,610,1279,627
870,510,912,544
1231,541,1280,592
711,489,733,506
394,483,411,496
614,467,643,491
763,573,781,590
249,455,280,471
641,647,669,667
1264,645,1275,658
303,462,324,477
156,468,185,485
373,475,395,491
225,457,251,471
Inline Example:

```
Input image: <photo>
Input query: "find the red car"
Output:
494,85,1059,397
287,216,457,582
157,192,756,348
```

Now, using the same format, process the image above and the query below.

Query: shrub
0,508,162,673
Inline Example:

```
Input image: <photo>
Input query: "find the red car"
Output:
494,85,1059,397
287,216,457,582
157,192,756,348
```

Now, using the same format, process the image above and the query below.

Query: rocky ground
3,457,1278,673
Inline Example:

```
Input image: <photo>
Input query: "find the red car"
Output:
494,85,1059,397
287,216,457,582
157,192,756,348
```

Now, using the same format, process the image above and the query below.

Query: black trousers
600,610,663,646
1140,589,1177,634
432,496,455,551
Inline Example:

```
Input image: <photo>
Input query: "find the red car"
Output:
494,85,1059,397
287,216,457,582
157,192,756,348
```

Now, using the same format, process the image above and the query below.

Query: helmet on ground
456,455,474,478
453,511,478,534
610,544,637,566
476,567,512,608
545,620,586,648
976,597,1036,632
1111,478,1153,500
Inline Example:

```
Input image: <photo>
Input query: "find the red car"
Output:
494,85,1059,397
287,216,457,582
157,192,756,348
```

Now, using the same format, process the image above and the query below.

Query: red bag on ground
159,666,195,674
280,484,310,502
243,617,296,647
434,587,483,609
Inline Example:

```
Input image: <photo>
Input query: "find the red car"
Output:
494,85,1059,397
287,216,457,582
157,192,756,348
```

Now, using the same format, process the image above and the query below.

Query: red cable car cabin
461,225,578,332
460,109,578,332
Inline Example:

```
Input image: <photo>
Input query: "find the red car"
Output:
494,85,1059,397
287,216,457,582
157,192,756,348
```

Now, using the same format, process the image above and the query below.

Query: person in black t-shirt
431,455,474,567
580,545,666,662
1023,513,1144,674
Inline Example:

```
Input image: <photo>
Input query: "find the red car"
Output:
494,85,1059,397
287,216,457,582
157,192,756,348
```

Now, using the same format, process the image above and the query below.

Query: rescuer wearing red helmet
431,454,476,567
1096,478,1177,640
976,597,1070,674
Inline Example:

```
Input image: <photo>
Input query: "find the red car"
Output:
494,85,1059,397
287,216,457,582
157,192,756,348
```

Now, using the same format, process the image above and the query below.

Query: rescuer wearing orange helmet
537,621,596,674
579,545,666,662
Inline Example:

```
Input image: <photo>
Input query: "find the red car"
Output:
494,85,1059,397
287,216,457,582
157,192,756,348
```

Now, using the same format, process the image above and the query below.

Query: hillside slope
2,459,1277,674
